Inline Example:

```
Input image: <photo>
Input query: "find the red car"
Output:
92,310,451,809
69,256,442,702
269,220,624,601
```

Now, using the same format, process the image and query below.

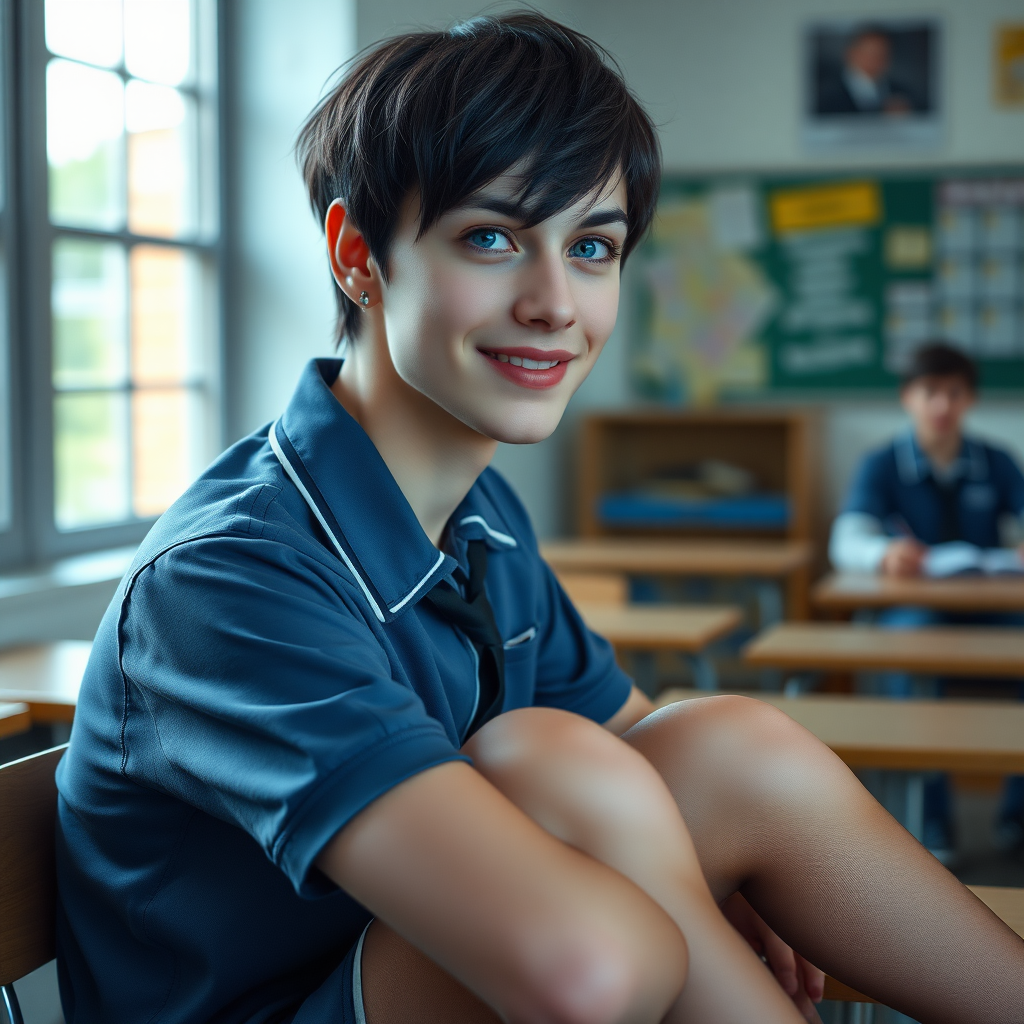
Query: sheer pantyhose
359,696,1024,1024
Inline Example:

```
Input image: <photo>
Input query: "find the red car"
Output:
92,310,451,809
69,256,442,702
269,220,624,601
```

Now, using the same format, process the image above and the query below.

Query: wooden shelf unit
576,409,821,615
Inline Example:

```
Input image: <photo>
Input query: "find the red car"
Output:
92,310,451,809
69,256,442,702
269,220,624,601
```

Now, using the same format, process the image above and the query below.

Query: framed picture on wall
803,18,942,152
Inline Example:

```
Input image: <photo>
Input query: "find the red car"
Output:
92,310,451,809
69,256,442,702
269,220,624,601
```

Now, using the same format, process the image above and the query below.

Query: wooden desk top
541,538,813,577
813,572,1024,613
656,688,1024,773
579,604,742,652
0,642,91,723
743,623,1024,678
0,702,31,740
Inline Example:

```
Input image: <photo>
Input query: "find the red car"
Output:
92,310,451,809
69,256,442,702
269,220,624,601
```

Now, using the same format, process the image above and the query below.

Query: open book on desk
923,542,1024,578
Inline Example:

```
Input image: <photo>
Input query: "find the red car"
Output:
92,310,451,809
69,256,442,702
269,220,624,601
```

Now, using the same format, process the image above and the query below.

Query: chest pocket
502,625,538,711
963,484,995,510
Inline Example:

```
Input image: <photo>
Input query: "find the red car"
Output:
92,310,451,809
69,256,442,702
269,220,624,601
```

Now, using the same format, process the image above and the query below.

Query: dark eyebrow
451,197,628,231
576,207,628,230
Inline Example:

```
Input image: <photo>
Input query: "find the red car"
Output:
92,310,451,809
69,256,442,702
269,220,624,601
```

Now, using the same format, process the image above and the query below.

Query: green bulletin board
630,169,1024,403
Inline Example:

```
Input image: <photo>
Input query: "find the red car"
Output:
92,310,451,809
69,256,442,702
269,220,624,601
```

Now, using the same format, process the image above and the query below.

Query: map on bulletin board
630,169,1024,404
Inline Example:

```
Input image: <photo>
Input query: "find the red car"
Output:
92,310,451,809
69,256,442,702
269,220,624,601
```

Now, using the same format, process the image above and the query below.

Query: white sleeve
828,511,891,574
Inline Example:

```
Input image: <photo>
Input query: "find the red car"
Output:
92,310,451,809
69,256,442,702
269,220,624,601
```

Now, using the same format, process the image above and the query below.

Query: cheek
580,278,620,356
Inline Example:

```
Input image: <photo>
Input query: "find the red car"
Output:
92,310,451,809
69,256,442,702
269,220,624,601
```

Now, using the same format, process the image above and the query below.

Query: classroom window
0,0,222,568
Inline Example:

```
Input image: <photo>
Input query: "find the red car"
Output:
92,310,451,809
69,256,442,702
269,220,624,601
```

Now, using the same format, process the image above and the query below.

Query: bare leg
360,706,803,1023
626,695,1024,1024
467,708,806,1024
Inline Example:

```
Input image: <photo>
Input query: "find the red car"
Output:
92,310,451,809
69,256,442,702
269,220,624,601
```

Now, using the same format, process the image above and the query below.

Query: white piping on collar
458,514,517,547
388,550,445,614
269,420,386,623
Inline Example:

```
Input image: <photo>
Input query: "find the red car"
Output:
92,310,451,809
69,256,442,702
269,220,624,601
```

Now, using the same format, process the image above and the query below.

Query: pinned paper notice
709,185,764,251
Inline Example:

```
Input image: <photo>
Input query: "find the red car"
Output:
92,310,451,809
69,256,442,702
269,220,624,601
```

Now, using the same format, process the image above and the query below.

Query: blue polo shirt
55,358,632,1024
842,431,1024,547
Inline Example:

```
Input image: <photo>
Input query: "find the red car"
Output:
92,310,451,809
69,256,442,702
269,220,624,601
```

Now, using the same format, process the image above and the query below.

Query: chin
472,404,567,446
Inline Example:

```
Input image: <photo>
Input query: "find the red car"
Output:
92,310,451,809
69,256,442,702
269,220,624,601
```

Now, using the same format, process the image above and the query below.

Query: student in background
830,340,1024,852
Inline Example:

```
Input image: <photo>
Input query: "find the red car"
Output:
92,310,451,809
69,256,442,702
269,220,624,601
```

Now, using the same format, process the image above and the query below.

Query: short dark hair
297,11,661,347
901,341,978,391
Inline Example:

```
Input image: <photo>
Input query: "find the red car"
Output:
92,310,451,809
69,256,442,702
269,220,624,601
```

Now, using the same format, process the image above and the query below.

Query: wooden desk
656,688,1024,774
0,643,91,724
813,572,1024,614
543,538,813,577
542,538,815,620
578,604,742,653
743,623,1024,678
0,703,31,740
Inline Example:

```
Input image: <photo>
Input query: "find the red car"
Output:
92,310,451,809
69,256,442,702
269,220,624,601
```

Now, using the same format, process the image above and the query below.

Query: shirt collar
271,359,460,623
895,430,987,486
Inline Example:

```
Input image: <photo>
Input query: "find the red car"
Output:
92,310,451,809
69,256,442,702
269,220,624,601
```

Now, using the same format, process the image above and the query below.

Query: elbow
505,927,688,1024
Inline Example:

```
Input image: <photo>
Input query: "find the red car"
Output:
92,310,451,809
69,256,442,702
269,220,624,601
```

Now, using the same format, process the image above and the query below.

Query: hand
722,893,824,1023
880,537,926,577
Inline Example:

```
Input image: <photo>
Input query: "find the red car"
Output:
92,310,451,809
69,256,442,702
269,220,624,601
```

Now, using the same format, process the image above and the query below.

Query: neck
331,335,497,547
916,428,961,470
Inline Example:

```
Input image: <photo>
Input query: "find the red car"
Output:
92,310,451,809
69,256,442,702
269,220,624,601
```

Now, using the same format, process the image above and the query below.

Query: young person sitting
56,16,1024,1024
829,341,1024,852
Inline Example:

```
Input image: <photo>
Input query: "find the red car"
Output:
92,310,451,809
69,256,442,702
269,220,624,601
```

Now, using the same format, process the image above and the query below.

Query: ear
325,199,380,308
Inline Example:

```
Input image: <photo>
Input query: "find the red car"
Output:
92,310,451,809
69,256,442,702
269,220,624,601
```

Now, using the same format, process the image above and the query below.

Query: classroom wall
227,0,356,438
355,0,1024,537
231,0,1024,537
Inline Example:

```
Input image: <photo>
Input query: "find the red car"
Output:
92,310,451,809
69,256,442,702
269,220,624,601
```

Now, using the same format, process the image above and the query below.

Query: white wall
229,0,356,438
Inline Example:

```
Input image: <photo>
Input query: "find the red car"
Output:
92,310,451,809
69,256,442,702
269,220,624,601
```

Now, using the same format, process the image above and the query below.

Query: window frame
0,0,225,570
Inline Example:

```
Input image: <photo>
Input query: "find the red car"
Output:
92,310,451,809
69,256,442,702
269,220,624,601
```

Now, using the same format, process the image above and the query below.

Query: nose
512,251,577,333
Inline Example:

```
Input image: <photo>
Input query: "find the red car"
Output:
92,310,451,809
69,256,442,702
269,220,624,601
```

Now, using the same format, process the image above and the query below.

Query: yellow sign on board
994,24,1024,107
769,181,882,234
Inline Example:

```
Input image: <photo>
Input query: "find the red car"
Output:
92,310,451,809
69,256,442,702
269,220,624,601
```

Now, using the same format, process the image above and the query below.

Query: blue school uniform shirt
842,431,1024,547
55,358,632,1024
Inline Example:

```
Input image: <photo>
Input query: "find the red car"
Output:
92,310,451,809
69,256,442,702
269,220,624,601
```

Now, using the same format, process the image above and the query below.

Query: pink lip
478,346,575,390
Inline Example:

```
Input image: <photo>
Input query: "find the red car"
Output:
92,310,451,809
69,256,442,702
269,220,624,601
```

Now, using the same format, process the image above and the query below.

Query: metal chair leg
2,984,25,1024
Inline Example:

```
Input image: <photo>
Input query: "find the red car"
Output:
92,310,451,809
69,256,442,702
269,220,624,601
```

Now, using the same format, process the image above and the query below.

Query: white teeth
487,351,560,370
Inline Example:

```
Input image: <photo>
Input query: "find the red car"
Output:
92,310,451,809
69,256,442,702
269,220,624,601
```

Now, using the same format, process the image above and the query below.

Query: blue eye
568,238,609,260
467,229,513,251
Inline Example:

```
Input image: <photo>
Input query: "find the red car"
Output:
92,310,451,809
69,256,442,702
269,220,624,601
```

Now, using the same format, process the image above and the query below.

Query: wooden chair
0,745,66,1024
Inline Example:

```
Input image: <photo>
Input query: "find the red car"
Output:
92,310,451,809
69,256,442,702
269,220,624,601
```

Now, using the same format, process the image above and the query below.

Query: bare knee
626,694,851,820
466,709,691,1023
466,707,692,859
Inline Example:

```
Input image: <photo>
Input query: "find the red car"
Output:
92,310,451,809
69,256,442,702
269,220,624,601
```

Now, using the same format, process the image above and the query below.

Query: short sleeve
530,560,633,725
842,448,894,520
118,536,466,897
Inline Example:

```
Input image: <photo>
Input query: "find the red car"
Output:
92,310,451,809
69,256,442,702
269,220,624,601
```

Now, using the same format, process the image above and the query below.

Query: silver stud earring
358,291,370,306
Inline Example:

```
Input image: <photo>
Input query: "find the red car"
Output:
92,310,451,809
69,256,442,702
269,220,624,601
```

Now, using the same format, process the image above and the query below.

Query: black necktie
933,477,961,542
423,539,505,738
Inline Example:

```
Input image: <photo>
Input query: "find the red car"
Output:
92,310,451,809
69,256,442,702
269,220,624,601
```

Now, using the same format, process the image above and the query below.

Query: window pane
54,391,129,529
45,0,122,68
130,245,203,383
132,388,196,517
125,0,191,85
52,239,128,389
127,82,195,237
0,245,9,532
47,60,125,230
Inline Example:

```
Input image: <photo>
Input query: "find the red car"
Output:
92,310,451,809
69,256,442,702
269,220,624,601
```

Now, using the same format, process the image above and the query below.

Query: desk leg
756,580,784,627
782,673,818,697
684,652,718,691
839,1003,875,1024
903,772,926,845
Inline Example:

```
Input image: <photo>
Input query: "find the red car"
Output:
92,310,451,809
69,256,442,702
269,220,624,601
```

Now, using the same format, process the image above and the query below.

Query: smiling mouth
484,352,561,370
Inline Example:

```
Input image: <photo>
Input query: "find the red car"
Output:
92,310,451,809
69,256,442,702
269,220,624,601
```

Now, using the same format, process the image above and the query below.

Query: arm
830,513,925,577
